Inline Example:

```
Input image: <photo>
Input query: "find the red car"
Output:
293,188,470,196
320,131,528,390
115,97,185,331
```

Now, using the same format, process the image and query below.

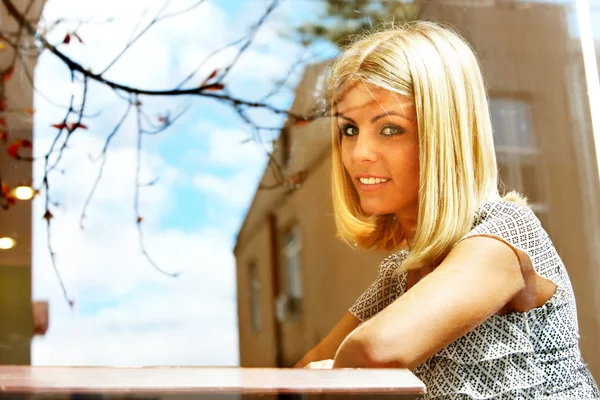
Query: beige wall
0,0,44,364
235,0,600,380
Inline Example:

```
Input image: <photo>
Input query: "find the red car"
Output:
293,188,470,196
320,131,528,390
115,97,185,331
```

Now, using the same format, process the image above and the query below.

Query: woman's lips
356,178,391,192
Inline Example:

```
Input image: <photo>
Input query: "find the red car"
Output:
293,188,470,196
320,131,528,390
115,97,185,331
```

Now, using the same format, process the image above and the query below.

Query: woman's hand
304,359,334,369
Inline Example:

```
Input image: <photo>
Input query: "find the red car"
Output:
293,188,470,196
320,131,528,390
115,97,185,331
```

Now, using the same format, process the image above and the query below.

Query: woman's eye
341,126,358,136
381,125,404,136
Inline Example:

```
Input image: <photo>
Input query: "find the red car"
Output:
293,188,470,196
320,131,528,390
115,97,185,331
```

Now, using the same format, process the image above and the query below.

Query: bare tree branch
79,99,133,229
99,0,207,75
2,0,295,121
134,96,179,278
260,44,310,103
47,76,89,172
216,0,279,85
0,0,331,307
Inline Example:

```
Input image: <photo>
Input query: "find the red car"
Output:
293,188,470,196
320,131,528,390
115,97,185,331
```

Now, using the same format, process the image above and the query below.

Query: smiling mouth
358,177,390,185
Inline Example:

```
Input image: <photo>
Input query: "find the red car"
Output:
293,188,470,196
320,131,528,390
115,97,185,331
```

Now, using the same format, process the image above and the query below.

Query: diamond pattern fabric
349,201,600,399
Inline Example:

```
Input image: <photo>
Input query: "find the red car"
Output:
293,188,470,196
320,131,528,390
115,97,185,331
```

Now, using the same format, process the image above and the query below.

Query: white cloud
31,132,240,366
193,169,262,210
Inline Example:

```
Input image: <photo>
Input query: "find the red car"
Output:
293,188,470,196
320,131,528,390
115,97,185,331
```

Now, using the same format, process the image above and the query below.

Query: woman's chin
360,203,394,216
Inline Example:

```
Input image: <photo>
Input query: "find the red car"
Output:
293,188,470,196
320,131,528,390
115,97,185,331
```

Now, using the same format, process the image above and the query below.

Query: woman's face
338,82,420,218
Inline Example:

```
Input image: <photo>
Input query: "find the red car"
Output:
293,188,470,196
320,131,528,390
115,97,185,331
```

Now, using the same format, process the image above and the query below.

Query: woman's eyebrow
370,111,405,124
337,114,356,124
337,111,406,125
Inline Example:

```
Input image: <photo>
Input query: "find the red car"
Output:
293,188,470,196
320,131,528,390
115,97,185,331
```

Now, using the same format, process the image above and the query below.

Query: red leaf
73,32,84,43
6,139,32,159
1,182,10,196
204,83,225,91
0,118,6,127
0,100,7,111
63,33,71,44
2,68,14,83
0,131,7,143
68,122,87,131
51,122,87,132
201,69,220,86
51,122,67,130
6,141,20,158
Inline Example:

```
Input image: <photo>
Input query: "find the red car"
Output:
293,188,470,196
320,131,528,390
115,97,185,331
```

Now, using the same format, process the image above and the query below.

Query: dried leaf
0,118,6,127
285,170,308,186
6,139,32,159
0,131,7,143
137,216,143,224
2,67,14,83
204,83,225,91
6,141,20,158
63,33,71,44
0,100,7,111
73,32,84,43
51,122,67,130
1,182,10,196
43,210,53,222
201,69,220,86
51,122,88,132
68,122,88,131
24,108,35,115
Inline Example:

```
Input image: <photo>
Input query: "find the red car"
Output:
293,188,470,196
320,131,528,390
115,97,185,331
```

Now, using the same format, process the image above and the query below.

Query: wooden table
0,366,426,399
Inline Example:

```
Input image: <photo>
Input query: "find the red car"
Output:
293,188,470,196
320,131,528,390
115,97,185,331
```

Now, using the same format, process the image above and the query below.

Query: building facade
235,1,600,381
0,0,47,364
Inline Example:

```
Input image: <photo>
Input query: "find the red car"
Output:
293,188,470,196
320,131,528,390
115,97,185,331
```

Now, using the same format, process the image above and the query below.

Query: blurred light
0,237,16,250
13,185,35,200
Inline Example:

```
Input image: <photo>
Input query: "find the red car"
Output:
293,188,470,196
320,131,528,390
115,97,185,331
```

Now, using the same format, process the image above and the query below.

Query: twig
79,100,133,229
133,96,179,278
47,76,89,172
216,0,279,84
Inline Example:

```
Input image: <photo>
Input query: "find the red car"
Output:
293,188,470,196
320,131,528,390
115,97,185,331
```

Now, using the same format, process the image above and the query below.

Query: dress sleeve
456,201,560,285
348,251,407,322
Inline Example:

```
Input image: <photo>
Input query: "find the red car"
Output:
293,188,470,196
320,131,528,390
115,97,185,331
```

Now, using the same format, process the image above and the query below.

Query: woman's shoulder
472,199,538,229
378,248,409,274
464,199,545,247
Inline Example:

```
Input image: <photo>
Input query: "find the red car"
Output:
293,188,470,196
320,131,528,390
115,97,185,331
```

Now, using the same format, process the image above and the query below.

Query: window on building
284,226,303,299
280,127,291,168
490,97,549,227
275,226,303,322
248,261,261,332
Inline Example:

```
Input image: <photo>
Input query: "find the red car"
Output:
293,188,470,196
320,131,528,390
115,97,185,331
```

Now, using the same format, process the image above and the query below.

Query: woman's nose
351,135,377,163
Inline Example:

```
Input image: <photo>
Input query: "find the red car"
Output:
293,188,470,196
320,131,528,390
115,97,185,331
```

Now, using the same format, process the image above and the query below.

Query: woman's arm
333,235,526,369
294,311,361,368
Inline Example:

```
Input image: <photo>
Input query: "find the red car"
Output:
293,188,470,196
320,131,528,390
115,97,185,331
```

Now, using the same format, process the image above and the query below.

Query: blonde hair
330,21,522,271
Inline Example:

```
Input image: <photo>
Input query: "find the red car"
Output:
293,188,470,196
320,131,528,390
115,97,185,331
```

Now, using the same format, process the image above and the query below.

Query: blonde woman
294,21,600,399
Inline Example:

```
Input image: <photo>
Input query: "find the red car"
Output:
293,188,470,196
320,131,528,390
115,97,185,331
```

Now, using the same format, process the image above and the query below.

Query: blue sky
30,0,331,366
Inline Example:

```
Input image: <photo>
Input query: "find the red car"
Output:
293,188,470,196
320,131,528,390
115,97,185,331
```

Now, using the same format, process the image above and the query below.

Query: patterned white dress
349,200,600,399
